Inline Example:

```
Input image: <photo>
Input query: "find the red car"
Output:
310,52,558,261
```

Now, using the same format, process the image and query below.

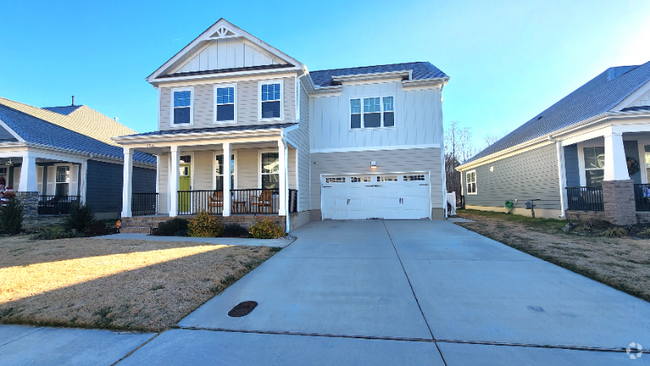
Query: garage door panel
321,173,431,220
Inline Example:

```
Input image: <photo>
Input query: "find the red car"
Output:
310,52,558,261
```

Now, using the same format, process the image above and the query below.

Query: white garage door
321,173,430,220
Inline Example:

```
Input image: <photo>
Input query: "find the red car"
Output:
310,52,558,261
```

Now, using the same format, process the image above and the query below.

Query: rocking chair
250,190,274,213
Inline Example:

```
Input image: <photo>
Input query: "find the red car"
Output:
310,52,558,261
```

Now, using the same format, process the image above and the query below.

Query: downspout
550,136,567,218
280,129,290,234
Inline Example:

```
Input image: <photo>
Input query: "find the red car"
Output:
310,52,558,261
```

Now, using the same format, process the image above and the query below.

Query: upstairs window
350,96,395,129
260,82,282,120
215,85,236,123
172,88,193,125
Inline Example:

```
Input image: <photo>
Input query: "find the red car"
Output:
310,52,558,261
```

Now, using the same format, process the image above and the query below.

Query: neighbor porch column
169,146,180,217
222,142,231,216
603,130,636,225
18,151,38,192
278,139,287,216
555,140,567,217
121,147,133,218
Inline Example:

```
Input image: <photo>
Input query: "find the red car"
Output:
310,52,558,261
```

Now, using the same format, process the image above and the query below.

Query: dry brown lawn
0,235,280,332
455,210,650,303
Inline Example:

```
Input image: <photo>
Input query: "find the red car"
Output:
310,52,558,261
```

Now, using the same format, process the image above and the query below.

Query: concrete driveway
2,220,649,365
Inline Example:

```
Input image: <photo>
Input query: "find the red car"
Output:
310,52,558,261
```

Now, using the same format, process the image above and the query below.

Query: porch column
603,130,636,225
169,146,180,217
18,152,38,192
278,139,287,216
222,142,231,216
121,147,133,218
555,141,567,217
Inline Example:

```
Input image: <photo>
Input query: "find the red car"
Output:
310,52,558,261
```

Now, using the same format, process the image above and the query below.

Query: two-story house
114,19,449,232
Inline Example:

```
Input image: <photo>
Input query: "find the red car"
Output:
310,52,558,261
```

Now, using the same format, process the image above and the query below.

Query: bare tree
483,129,509,147
444,121,476,198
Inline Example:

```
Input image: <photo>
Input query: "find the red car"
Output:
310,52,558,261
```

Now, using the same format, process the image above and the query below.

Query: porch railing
289,189,298,213
177,189,280,215
132,193,159,216
634,184,650,211
38,195,81,215
566,186,603,211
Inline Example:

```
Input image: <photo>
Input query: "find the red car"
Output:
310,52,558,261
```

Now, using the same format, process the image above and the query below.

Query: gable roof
310,62,448,87
0,104,154,164
467,60,650,163
147,18,303,82
0,97,137,147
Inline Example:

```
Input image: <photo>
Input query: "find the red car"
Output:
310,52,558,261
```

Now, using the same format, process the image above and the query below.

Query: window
260,82,282,119
261,152,279,189
215,85,236,122
584,147,605,187
404,175,426,181
351,176,372,183
215,154,235,190
466,171,476,194
55,166,70,196
377,176,398,182
645,145,650,182
172,89,192,125
351,96,395,129
325,177,346,183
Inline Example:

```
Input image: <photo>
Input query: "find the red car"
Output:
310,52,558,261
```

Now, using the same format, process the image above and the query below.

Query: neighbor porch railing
177,189,281,215
565,186,603,211
289,189,298,213
38,195,81,215
132,193,159,216
634,184,650,211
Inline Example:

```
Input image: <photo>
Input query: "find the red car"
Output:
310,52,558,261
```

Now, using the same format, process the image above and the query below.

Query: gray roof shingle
42,105,83,115
309,62,448,87
0,104,155,164
468,60,650,163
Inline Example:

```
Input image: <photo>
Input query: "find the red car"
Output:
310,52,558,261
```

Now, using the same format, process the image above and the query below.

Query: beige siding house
114,19,449,231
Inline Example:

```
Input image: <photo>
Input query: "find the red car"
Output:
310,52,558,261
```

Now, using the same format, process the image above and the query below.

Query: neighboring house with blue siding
114,19,449,232
0,97,156,219
457,60,650,225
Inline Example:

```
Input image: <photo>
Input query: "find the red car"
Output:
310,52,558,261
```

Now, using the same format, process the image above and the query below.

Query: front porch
119,130,302,230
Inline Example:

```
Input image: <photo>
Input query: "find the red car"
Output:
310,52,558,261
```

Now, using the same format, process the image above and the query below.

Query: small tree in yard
188,210,223,237
0,197,23,234
64,201,95,232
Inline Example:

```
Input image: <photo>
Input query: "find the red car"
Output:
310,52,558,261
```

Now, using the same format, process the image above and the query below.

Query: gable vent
211,27,235,38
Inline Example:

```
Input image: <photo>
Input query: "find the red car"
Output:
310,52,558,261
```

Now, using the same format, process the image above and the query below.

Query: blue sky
1,0,650,150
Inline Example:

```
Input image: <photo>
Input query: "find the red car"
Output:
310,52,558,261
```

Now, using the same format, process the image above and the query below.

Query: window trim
349,95,396,130
258,80,284,121
582,146,605,187
258,149,280,189
213,83,237,124
213,151,238,190
170,87,194,127
54,164,71,196
466,170,477,195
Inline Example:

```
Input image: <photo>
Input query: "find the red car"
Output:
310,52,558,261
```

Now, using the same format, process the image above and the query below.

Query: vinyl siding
86,160,155,213
310,81,443,151
174,39,285,74
159,75,296,130
464,143,561,210
286,78,311,211
310,147,444,211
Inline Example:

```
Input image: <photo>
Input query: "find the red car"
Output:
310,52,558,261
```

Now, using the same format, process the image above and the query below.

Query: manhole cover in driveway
228,301,258,317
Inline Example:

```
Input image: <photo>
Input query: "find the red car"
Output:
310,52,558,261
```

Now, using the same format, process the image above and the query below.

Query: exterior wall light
370,161,377,169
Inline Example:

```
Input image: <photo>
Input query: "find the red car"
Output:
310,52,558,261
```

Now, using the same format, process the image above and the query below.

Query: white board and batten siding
309,81,443,152
158,76,296,131
173,39,285,75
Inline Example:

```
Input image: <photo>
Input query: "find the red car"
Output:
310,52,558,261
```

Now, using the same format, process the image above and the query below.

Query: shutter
47,166,55,196
36,166,43,194
69,165,79,196
12,167,21,191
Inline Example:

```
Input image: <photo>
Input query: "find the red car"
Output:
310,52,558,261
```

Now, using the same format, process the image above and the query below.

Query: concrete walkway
3,220,649,365
94,233,293,248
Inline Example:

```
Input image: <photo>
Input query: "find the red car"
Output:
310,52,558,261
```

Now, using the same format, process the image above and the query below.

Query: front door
179,155,192,213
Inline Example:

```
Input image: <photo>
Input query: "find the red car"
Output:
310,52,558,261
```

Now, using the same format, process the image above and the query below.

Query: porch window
261,152,279,189
584,147,605,187
0,167,6,186
215,154,235,190
172,88,193,125
55,166,70,196
466,170,477,194
215,85,236,122
644,145,650,181
260,82,282,119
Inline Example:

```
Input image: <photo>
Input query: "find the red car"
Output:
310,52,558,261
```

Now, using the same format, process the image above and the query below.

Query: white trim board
311,144,440,154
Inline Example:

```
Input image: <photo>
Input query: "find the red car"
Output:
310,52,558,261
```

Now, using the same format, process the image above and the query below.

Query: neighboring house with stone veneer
0,98,156,220
114,19,449,232
457,60,650,225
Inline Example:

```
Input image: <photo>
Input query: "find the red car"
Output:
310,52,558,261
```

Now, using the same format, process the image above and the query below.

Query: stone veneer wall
16,192,39,223
602,180,637,225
